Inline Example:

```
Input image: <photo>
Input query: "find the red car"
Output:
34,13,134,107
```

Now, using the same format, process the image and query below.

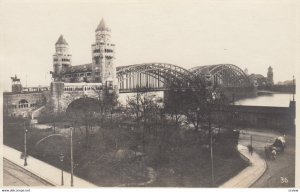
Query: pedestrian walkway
219,144,267,188
3,145,98,187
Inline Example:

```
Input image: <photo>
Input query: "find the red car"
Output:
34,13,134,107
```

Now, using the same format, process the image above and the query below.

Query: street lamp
70,126,74,187
24,120,28,166
64,124,74,187
208,113,215,187
59,153,64,186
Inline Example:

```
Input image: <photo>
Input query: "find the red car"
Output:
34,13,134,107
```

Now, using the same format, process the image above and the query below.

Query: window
19,99,29,108
94,56,100,64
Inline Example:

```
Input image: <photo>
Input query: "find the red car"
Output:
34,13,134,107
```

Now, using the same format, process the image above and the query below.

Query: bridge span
116,63,254,95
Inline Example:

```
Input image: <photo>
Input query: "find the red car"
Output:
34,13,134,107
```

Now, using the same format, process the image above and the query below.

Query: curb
219,144,267,188
249,155,268,187
4,157,57,186
3,157,57,186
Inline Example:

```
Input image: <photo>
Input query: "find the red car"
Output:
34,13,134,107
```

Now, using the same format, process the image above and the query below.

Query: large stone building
52,18,116,89
4,18,117,117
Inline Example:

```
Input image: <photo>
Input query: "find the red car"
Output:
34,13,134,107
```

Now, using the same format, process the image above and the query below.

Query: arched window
19,99,29,108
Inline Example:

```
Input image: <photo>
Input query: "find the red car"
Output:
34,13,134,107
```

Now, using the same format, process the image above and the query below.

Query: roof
55,35,68,45
63,63,92,74
95,18,110,32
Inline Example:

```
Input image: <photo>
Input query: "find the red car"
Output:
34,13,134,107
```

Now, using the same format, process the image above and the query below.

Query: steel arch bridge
116,63,252,93
117,63,200,93
190,64,252,88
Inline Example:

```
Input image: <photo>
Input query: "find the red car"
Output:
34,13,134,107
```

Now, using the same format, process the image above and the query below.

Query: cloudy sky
0,0,298,91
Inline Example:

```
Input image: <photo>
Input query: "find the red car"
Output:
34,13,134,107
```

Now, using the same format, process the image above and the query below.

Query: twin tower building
52,18,116,89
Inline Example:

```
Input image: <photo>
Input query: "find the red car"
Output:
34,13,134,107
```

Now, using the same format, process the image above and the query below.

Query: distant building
248,66,274,87
248,74,267,87
267,66,274,85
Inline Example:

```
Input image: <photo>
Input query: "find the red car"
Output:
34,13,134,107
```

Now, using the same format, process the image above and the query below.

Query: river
119,92,294,108
236,93,294,107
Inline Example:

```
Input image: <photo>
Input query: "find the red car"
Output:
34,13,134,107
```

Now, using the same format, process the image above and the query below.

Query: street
239,128,295,187
3,158,53,186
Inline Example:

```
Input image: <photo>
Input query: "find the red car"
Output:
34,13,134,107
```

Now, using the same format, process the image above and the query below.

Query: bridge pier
50,82,65,113
49,82,106,113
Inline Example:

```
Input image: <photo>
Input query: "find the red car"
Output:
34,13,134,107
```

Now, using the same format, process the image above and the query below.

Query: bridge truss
117,63,200,92
116,63,252,93
190,64,252,88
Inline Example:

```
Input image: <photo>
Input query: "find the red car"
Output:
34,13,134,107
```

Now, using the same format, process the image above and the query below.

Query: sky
0,0,299,91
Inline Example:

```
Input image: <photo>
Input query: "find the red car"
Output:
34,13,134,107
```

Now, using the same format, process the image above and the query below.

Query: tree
66,97,99,147
164,86,186,127
126,86,162,152
92,87,119,126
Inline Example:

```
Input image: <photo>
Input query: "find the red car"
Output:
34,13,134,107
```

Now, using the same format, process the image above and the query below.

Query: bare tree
126,86,162,152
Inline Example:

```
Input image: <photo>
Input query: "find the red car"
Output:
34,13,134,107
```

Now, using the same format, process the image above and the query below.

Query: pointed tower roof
95,18,109,32
55,35,68,45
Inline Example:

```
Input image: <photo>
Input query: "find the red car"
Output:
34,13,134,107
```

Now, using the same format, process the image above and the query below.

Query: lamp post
208,113,215,187
24,120,28,166
59,153,64,186
70,127,74,187
64,124,74,187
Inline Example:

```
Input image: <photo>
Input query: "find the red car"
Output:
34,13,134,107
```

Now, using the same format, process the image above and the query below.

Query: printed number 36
281,177,288,183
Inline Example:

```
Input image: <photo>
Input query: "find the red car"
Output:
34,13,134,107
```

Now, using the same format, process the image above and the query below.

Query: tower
91,18,116,88
267,66,273,85
53,35,72,81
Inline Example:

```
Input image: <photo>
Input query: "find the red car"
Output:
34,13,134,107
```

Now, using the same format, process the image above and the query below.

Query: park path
3,145,98,187
219,144,267,188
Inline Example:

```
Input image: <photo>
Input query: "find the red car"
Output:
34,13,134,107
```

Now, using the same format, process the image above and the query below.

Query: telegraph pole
70,127,74,187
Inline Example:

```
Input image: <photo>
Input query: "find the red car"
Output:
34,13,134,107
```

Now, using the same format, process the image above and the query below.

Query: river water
119,92,294,108
236,93,294,107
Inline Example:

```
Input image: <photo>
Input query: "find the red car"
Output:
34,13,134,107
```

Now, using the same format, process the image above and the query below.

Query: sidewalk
3,145,98,187
219,144,267,188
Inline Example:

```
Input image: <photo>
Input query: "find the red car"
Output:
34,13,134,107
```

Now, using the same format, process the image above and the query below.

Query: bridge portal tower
91,18,116,88
52,35,72,81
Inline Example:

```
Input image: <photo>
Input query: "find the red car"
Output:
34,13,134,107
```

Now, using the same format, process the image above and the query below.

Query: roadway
239,129,295,187
3,158,54,186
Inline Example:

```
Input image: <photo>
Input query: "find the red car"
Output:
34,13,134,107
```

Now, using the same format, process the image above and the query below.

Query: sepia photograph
0,0,298,190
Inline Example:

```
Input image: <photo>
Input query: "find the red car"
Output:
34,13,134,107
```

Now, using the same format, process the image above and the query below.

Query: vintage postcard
0,0,298,191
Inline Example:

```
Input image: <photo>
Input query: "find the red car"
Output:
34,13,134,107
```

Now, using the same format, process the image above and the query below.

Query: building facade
4,19,117,117
3,75,49,118
51,18,116,89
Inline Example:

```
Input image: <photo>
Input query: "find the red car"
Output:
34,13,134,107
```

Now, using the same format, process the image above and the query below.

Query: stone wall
3,91,47,118
214,104,295,132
